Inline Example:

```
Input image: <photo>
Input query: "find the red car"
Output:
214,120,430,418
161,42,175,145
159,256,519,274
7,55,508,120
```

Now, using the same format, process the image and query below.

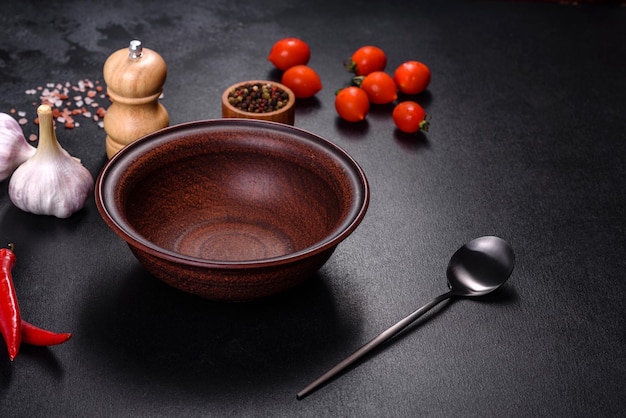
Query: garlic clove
0,113,37,181
8,105,94,219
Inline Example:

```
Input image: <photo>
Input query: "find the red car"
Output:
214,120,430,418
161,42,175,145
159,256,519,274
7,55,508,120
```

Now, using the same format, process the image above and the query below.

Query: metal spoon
296,235,515,400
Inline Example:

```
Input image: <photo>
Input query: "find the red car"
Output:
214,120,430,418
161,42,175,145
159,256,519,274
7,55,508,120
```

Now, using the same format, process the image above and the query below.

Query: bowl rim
222,80,295,118
95,118,369,269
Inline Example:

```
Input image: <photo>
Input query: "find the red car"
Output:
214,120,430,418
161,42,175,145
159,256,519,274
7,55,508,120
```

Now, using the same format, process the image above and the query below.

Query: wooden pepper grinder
103,40,169,158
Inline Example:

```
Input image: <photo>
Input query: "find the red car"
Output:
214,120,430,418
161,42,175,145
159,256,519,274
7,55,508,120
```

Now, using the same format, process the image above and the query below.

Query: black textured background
0,1,625,416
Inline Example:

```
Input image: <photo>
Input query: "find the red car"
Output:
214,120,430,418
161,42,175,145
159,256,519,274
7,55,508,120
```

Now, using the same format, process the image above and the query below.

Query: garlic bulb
0,112,36,181
9,105,94,219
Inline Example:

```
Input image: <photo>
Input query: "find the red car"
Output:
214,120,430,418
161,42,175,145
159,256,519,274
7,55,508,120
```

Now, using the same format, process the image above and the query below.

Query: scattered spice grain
11,78,109,140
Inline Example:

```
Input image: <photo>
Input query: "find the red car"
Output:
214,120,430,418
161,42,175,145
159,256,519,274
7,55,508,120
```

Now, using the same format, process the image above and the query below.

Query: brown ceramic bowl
222,80,295,125
95,119,369,301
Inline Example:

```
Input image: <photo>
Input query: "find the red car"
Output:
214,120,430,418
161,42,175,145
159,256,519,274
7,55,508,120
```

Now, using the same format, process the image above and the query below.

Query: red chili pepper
0,243,21,360
21,320,72,346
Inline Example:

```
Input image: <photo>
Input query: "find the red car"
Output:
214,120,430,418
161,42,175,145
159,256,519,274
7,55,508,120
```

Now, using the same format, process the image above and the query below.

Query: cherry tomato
359,71,397,105
392,101,429,133
346,46,387,76
393,61,431,95
335,87,370,122
281,65,322,98
268,38,311,71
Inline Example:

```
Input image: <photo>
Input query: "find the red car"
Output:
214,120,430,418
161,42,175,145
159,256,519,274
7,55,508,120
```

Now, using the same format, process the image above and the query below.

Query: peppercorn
227,83,289,113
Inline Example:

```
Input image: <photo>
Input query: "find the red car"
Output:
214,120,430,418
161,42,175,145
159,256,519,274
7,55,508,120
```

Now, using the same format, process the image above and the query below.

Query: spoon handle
296,290,454,400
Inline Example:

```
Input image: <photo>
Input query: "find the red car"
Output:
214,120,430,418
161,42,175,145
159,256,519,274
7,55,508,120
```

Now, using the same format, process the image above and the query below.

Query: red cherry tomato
346,46,387,76
281,65,322,98
393,61,431,95
335,87,370,122
268,38,311,71
392,101,429,133
359,71,397,105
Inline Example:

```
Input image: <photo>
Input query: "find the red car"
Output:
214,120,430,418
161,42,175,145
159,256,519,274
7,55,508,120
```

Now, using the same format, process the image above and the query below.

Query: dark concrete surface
0,1,624,416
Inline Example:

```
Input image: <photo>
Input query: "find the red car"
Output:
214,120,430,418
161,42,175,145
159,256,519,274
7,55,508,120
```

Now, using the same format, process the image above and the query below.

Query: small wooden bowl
222,80,295,125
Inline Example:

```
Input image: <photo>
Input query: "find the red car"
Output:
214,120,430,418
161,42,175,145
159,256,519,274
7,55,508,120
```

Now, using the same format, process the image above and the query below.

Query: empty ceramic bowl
95,119,369,301
222,80,295,125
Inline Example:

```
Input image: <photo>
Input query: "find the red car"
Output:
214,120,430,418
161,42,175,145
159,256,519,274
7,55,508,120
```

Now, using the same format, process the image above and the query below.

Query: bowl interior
98,119,368,264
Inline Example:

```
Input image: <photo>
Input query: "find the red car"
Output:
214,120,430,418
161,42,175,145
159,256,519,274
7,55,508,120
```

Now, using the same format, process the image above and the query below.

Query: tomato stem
352,76,364,87
344,58,357,74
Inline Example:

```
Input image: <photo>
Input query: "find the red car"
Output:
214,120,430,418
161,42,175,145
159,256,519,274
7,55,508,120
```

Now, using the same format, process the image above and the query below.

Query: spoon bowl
297,235,515,400
447,235,515,296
